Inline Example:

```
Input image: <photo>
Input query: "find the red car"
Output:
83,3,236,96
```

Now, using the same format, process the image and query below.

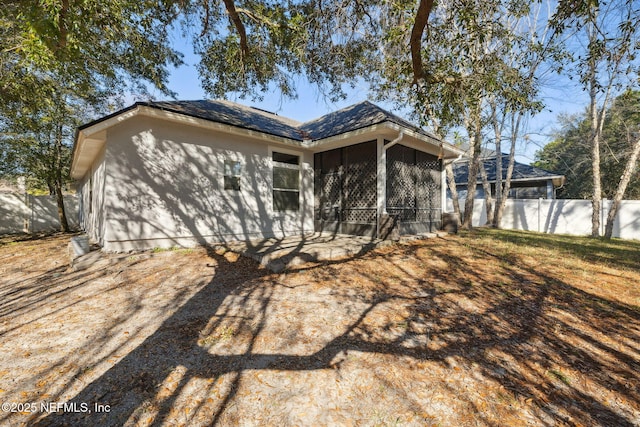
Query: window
224,160,242,191
88,175,93,214
272,151,300,211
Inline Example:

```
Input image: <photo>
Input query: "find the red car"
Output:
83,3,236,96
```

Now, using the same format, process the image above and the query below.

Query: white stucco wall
78,146,107,244
100,117,314,251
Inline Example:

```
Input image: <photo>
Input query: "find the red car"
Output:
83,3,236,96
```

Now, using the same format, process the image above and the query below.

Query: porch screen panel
416,150,442,224
387,144,442,227
342,141,377,223
314,149,342,221
314,141,377,225
387,144,417,221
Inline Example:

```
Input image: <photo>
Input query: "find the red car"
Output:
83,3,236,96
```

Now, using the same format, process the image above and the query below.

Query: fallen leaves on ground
0,230,638,426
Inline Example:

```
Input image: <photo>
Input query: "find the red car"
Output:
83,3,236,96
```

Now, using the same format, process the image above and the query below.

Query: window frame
270,148,302,212
88,172,93,215
223,159,242,191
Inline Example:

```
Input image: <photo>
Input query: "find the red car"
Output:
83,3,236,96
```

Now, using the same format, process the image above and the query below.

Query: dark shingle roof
144,100,304,140
299,101,439,141
126,99,442,143
454,156,564,184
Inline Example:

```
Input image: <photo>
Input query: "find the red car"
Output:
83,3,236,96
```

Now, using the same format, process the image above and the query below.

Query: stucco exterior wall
78,146,107,244
100,116,314,251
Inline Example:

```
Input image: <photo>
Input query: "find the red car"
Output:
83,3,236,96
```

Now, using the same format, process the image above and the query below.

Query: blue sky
149,34,590,166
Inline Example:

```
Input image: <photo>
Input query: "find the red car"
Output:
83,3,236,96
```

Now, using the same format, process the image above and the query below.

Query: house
71,100,462,251
451,155,566,201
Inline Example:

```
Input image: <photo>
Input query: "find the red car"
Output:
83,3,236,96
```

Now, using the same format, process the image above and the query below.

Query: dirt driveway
0,231,639,426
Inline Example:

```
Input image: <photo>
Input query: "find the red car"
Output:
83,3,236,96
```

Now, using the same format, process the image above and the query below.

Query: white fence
0,193,79,234
447,198,640,240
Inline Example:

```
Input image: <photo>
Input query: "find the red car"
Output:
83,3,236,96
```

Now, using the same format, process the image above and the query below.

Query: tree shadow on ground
421,237,640,426
477,228,640,273
21,234,640,426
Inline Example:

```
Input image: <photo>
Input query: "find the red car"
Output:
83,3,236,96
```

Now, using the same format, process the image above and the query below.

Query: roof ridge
89,99,446,144
298,100,445,142
154,99,304,127
216,99,302,126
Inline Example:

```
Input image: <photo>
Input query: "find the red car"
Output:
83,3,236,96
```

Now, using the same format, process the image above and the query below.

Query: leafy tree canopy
533,90,640,200
181,0,381,102
1,0,182,107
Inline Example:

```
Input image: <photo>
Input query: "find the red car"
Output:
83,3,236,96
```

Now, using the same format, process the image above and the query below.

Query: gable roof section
73,99,462,179
79,99,441,142
454,156,565,185
299,101,439,142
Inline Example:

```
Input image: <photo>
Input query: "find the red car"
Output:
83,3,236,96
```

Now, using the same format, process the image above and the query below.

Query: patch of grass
197,327,236,347
0,236,25,247
547,369,571,385
395,320,409,330
150,246,193,254
172,247,194,254
472,228,640,272
370,409,403,427
496,390,519,406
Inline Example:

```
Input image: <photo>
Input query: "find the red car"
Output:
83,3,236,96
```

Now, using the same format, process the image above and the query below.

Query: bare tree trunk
461,113,483,230
493,126,503,227
586,11,609,238
494,112,521,228
410,0,435,86
445,162,462,223
590,85,602,237
55,180,69,232
604,135,640,238
488,96,503,227
479,158,493,225
54,123,70,232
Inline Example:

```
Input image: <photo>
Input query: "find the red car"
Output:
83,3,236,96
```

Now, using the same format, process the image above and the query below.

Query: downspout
385,131,404,151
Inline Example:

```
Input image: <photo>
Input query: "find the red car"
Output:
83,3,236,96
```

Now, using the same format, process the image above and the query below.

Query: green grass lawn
468,228,640,273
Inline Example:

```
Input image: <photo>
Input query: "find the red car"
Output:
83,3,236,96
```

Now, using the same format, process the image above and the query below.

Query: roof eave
71,105,304,180
466,175,567,185
305,121,462,158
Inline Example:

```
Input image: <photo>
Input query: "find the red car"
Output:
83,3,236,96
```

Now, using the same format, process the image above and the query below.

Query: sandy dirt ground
0,231,639,426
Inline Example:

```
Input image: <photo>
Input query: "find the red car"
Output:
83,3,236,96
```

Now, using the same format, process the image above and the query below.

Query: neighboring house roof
454,156,565,186
72,99,463,179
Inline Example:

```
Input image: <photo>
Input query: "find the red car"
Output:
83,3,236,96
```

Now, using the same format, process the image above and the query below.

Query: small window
88,175,93,214
224,160,242,191
272,151,300,211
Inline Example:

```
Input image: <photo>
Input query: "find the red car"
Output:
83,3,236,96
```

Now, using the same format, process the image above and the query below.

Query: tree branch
57,0,69,50
236,8,281,29
410,0,434,86
200,0,211,36
222,0,249,59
